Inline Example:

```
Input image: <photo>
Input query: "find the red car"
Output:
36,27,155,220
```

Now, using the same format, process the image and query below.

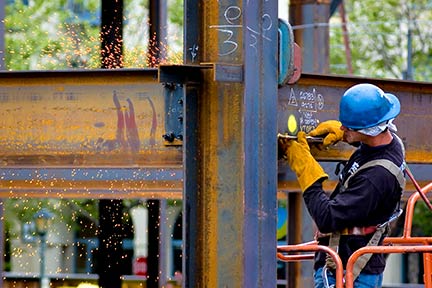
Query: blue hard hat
339,83,400,130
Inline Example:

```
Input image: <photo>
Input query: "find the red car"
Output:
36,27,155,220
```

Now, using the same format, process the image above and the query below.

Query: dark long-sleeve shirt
303,135,404,274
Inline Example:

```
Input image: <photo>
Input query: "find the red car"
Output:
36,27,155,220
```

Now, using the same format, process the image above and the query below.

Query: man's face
340,125,365,144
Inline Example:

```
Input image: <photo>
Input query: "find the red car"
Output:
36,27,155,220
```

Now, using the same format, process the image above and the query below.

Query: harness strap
317,226,376,238
350,225,387,280
325,133,406,282
325,232,340,271
342,159,406,191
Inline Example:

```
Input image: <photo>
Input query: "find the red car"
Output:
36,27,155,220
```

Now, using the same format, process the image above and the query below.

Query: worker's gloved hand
308,120,344,147
278,132,328,192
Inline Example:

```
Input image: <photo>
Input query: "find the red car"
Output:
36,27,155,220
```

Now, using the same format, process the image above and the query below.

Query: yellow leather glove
308,120,344,147
278,132,328,192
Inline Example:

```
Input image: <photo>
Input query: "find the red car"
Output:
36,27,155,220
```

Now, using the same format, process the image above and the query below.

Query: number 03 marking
217,29,238,56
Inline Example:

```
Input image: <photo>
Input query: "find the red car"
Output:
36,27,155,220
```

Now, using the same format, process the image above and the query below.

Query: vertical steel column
183,0,278,287
147,200,161,288
100,0,123,69
0,201,3,287
148,0,167,66
147,1,167,287
0,6,3,282
243,1,278,287
287,194,303,288
289,0,330,73
0,1,4,70
99,2,124,288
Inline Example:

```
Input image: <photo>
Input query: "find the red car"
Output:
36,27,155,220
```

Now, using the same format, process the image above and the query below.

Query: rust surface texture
0,70,183,199
0,70,182,166
1,72,432,198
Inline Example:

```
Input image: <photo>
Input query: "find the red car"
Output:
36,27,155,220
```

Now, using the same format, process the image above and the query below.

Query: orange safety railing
345,245,432,288
277,241,344,288
277,178,432,288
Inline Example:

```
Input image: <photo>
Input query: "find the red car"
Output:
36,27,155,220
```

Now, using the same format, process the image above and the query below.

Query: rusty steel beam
1,71,431,165
278,73,432,164
0,166,183,199
0,71,431,197
0,69,182,166
0,71,431,198
0,69,184,201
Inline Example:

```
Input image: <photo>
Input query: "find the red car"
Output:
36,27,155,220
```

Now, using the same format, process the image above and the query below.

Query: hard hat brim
379,92,401,125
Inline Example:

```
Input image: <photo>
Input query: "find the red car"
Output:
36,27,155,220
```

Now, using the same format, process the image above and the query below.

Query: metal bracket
162,82,184,146
158,63,243,84
201,62,243,83
159,64,210,84
158,63,243,145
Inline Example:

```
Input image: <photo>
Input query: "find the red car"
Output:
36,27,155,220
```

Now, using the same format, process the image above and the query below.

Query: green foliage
168,0,183,27
3,199,99,238
329,0,432,81
412,201,432,236
5,0,183,70
5,0,100,70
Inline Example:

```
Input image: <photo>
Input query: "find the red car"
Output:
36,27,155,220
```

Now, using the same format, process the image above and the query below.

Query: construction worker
279,83,405,288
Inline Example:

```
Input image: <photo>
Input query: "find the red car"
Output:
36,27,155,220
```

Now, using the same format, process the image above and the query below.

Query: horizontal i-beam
0,71,431,198
279,73,432,164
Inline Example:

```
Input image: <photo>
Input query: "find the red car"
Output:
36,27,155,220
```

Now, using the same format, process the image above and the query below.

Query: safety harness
323,134,406,285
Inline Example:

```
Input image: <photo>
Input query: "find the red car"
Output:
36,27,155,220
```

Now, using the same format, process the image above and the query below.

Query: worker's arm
303,168,398,233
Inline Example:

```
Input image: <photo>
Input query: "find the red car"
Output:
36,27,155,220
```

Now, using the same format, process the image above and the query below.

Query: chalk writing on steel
209,5,242,57
285,87,324,133
288,89,298,106
246,13,273,55
188,44,199,63
210,3,274,57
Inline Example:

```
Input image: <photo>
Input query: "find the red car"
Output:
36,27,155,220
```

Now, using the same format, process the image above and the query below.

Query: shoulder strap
343,133,406,190
393,133,406,158
343,159,406,190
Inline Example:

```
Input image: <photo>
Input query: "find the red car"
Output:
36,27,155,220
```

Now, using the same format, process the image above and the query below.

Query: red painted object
133,257,148,277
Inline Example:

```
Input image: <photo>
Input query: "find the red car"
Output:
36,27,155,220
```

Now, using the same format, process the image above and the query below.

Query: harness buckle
377,208,403,229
